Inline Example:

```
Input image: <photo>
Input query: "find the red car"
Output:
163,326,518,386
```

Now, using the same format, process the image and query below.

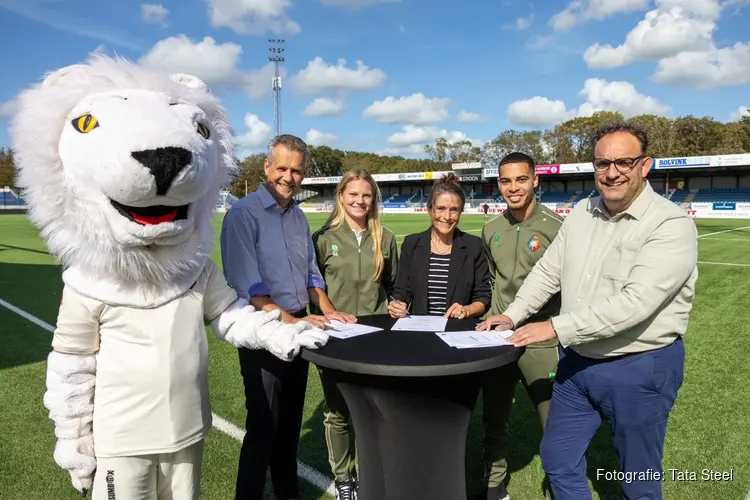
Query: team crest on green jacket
527,235,541,252
332,244,339,257
493,234,500,245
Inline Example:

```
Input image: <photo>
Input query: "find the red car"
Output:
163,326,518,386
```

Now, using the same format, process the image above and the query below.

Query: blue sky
1,0,749,158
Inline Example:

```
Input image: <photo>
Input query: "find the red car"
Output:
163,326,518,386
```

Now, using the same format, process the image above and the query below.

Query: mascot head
10,55,236,285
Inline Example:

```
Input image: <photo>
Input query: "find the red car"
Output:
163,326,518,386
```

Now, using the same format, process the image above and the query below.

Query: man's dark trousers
540,338,685,500
235,309,309,500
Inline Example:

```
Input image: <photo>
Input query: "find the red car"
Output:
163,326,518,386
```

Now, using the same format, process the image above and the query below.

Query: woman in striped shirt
388,172,491,319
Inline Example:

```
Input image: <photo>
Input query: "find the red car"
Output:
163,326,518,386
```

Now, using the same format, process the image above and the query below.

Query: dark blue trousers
540,338,684,500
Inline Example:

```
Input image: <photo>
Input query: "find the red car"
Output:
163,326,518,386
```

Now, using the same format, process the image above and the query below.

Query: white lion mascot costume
9,55,329,499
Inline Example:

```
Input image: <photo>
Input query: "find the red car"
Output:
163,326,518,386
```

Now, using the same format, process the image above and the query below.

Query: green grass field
1,212,749,500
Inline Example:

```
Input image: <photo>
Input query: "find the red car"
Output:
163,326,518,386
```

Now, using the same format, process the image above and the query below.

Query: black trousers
235,309,309,500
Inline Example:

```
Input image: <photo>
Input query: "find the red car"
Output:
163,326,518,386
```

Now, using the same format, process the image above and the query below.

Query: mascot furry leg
10,55,329,499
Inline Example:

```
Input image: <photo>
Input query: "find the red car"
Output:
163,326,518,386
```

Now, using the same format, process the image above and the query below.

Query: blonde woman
312,168,398,499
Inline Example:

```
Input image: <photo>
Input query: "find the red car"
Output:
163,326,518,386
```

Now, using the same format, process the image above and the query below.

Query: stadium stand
0,188,23,208
2,153,750,219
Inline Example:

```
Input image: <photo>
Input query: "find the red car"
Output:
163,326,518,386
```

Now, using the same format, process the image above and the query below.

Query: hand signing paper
388,299,408,318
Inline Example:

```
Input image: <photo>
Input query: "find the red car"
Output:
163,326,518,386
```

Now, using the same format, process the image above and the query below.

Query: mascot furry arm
10,56,329,495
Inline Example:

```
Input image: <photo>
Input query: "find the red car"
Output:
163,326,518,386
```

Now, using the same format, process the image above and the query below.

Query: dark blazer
391,227,492,315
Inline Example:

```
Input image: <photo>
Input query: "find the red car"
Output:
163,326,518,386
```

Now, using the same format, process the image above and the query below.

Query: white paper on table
391,315,448,332
435,330,514,349
325,320,383,339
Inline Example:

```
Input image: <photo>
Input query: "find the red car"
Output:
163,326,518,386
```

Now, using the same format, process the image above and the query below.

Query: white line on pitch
698,225,750,238
0,297,336,497
698,261,750,267
699,237,750,242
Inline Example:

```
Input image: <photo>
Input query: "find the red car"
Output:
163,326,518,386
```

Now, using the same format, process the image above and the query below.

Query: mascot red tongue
131,209,179,225
9,55,329,500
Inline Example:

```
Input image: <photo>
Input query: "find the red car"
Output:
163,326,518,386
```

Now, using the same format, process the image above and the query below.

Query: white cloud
730,105,750,121
141,4,169,26
584,5,716,68
306,129,338,146
456,110,485,122
303,97,347,116
363,93,451,125
551,0,649,31
382,125,482,156
204,0,300,36
503,13,534,30
138,35,279,99
507,78,669,127
234,114,271,151
0,99,16,117
508,97,575,127
658,0,721,18
578,78,670,116
289,57,386,94
581,0,750,89
653,41,750,88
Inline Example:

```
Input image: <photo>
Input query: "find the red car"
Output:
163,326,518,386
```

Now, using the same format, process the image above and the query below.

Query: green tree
670,116,724,156
0,148,16,187
308,146,345,177
425,138,481,164
481,129,549,165
230,154,266,198
628,114,674,158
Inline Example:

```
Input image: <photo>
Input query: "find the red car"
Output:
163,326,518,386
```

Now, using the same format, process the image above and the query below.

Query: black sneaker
335,479,356,500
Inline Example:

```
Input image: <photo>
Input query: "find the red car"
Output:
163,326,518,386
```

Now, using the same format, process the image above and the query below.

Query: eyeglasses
592,156,644,173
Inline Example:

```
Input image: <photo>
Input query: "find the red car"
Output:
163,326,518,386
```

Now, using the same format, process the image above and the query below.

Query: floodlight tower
268,39,285,137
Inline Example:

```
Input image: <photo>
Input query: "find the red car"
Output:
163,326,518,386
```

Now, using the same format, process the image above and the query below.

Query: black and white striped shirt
427,252,450,315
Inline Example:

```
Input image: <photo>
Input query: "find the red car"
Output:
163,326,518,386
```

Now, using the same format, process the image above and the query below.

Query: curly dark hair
592,121,649,159
427,172,466,211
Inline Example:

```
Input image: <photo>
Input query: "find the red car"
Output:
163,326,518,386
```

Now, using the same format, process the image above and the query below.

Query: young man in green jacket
475,152,564,500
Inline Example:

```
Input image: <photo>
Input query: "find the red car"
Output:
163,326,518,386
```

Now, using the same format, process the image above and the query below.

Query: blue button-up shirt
220,183,325,313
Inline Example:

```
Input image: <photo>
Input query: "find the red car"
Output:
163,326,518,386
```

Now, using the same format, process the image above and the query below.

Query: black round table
301,314,523,500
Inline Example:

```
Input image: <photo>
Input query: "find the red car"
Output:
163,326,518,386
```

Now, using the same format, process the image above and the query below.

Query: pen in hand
388,295,410,317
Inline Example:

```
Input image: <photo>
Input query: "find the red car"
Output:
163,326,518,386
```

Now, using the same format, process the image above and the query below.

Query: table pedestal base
336,372,481,500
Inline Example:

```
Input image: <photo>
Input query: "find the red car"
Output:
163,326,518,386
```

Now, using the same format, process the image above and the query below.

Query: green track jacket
481,202,564,347
312,221,399,316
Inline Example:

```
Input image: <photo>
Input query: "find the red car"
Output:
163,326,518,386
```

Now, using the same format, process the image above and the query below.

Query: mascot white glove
43,351,97,495
211,300,330,361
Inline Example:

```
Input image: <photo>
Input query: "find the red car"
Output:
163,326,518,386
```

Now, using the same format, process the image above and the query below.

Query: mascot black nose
131,147,193,196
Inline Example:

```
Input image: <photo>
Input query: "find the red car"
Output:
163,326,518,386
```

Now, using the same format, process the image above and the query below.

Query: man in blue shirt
221,134,355,500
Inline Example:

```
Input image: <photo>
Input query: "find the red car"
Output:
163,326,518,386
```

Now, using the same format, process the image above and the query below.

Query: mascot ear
170,73,209,92
41,64,88,88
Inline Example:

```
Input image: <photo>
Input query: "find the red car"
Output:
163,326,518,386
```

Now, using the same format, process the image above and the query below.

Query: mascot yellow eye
72,114,99,133
196,123,210,139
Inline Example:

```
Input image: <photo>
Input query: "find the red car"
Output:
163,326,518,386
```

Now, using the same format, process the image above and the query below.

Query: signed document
391,315,448,332
326,320,383,339
436,330,514,349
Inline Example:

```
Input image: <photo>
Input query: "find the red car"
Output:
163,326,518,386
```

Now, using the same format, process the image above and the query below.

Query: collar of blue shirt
257,182,294,211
